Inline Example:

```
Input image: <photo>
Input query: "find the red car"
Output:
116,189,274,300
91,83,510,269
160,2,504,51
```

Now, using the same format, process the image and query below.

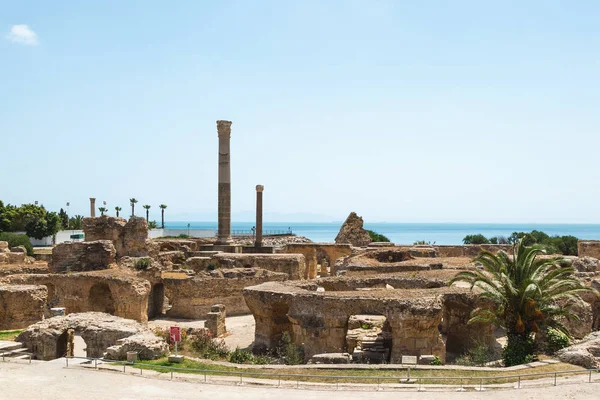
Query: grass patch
0,330,22,341
134,358,585,385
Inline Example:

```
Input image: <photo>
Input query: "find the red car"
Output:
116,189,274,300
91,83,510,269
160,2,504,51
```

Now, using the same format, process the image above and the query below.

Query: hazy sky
2,1,600,223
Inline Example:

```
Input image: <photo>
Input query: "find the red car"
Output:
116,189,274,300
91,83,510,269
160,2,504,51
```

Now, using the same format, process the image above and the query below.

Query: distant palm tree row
99,200,168,229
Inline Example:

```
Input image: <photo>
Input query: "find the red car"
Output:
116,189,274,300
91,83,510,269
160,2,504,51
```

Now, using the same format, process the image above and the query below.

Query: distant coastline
164,221,600,245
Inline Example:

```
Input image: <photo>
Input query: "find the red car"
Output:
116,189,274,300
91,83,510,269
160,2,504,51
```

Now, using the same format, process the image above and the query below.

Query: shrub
545,327,570,353
277,332,304,365
134,257,151,270
430,355,443,366
462,234,490,245
189,328,229,360
366,230,390,243
206,264,216,271
0,232,33,256
502,334,535,366
229,347,271,365
454,342,495,367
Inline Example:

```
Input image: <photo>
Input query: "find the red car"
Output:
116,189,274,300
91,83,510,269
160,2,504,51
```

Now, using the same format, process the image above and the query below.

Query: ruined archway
147,283,165,319
346,314,392,363
88,283,115,314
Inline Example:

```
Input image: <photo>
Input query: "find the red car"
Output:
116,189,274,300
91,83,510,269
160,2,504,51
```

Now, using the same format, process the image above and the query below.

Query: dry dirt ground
0,360,598,400
149,314,256,350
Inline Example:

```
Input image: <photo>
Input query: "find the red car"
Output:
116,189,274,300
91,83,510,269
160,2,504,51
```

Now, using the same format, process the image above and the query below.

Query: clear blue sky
2,1,600,223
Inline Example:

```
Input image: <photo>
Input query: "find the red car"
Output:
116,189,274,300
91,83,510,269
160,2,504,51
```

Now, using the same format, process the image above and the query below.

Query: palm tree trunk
131,204,134,217
146,210,149,223
161,210,165,229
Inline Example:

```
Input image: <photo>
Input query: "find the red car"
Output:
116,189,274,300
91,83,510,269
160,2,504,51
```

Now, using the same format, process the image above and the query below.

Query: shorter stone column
255,185,264,247
89,198,96,217
206,304,226,337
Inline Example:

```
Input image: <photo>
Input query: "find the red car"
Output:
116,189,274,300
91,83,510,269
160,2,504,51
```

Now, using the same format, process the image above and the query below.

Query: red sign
169,326,181,343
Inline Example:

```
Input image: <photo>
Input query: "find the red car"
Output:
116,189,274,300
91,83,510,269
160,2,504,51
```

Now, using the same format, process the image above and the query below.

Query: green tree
148,220,158,229
58,208,69,229
366,229,390,242
129,198,138,217
159,204,167,229
69,215,84,230
450,239,597,366
115,206,122,218
0,201,12,232
98,207,107,216
25,211,62,240
462,234,490,244
143,204,151,223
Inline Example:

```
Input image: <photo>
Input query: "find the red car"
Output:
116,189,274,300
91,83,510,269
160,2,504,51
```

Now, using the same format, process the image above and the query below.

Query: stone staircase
0,341,32,361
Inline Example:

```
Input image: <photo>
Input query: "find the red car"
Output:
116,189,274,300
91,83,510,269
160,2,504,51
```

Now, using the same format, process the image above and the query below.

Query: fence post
518,375,521,389
480,378,483,391
278,375,281,387
239,372,243,385
94,359,97,369
123,364,126,373
589,370,592,383
66,357,68,368
377,377,380,391
171,371,173,380
554,373,557,386
204,371,206,383
140,368,143,376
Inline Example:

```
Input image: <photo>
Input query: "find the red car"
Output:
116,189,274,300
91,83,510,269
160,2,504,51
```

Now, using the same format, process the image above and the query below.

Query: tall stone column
216,120,233,245
89,198,96,217
255,185,264,247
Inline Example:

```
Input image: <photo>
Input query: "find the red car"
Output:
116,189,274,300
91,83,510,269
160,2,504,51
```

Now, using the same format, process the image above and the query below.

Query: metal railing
63,356,600,392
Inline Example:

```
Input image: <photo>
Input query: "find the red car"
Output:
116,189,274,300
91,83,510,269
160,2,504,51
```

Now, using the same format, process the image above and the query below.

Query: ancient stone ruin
334,212,372,247
16,312,167,360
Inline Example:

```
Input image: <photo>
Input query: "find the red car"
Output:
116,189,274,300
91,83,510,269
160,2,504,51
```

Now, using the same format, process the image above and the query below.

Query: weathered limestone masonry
90,198,96,217
49,240,116,273
0,241,34,265
0,284,47,330
206,304,227,337
210,253,306,280
281,244,352,279
244,275,496,363
578,241,600,258
16,312,167,360
216,120,233,245
82,216,149,258
434,244,513,257
1,272,150,322
255,185,264,247
163,268,287,319
335,212,372,247
244,280,451,362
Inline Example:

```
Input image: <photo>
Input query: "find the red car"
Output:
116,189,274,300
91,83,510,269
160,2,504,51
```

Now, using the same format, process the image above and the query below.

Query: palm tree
98,207,107,216
115,206,122,218
159,204,167,229
450,239,597,365
129,198,138,217
143,205,151,224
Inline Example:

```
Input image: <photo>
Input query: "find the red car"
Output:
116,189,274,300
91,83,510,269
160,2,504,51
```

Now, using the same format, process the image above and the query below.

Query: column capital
255,185,264,192
216,120,232,137
90,198,96,201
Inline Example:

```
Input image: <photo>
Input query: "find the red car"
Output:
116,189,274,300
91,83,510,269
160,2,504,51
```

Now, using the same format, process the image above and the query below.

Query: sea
164,222,600,245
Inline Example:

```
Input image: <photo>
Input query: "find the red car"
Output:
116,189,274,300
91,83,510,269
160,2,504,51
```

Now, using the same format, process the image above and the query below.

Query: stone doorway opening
88,283,116,314
271,302,291,344
148,283,165,319
346,315,392,363
55,331,69,358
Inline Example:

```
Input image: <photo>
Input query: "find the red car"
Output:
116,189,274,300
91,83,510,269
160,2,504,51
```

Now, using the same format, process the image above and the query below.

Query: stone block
7,252,26,264
0,284,47,330
50,240,116,273
205,304,226,337
0,241,9,252
10,246,27,253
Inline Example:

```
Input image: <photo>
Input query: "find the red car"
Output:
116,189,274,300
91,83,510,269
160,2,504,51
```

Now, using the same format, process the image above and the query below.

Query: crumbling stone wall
440,292,495,354
206,304,226,337
243,280,461,362
164,268,287,319
210,253,306,280
434,245,513,258
16,312,167,360
83,216,148,258
0,284,47,329
1,272,150,322
282,244,352,279
335,212,372,247
49,240,116,273
578,241,600,258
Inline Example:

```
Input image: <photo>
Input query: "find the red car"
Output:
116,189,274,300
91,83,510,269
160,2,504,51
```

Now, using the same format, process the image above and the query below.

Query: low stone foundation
210,253,306,280
281,244,352,279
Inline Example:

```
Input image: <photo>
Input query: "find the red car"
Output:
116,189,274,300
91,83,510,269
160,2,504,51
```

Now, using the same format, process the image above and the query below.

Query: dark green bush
277,332,304,365
502,334,535,366
367,230,390,242
190,329,229,360
462,234,490,245
134,257,151,270
229,347,270,365
0,232,33,256
545,327,570,353
430,355,443,366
